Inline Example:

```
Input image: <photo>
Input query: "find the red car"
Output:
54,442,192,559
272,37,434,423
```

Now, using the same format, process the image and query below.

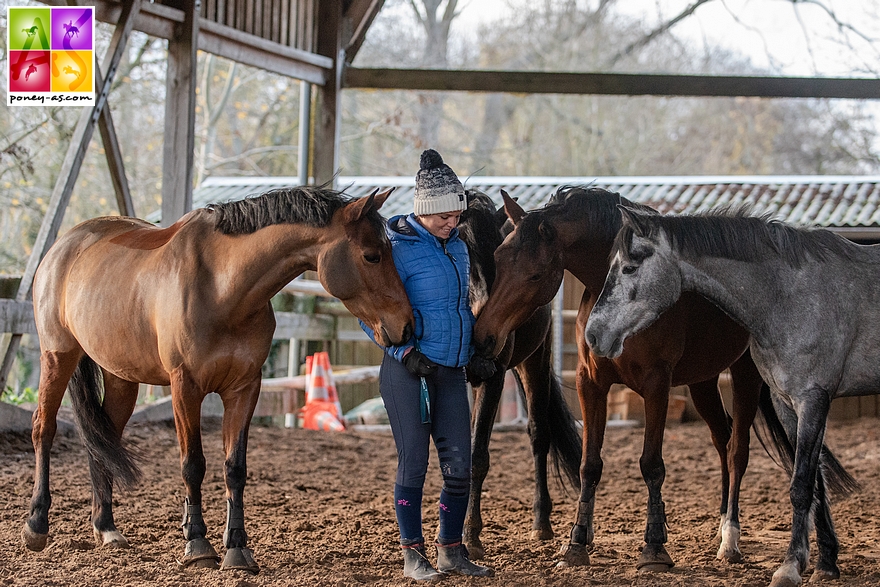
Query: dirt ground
0,415,879,587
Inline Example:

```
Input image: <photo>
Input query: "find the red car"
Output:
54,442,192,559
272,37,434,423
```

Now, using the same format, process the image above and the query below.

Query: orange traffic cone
300,352,345,432
317,352,344,425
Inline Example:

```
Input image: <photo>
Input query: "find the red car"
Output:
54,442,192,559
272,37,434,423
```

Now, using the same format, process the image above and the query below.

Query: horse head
586,206,680,359
472,189,566,359
317,188,414,347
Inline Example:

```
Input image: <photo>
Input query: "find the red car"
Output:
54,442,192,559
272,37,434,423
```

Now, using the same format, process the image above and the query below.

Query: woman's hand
403,350,439,377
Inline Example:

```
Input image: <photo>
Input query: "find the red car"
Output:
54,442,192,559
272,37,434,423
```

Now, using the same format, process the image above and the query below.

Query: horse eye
364,253,381,264
528,274,542,282
621,265,638,275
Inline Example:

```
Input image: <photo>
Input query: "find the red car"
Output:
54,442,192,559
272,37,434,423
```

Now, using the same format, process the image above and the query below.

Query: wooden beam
199,19,330,84
0,0,141,390
0,301,36,335
161,0,199,226
343,0,385,64
312,0,343,186
273,312,335,340
95,63,136,217
344,68,880,100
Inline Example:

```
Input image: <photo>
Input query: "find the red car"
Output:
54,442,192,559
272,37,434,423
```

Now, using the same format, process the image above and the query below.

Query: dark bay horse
586,207,868,587
472,186,850,571
25,186,413,573
458,190,581,559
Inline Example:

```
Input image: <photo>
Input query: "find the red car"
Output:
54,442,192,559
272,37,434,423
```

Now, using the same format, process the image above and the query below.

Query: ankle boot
436,542,494,577
402,543,444,582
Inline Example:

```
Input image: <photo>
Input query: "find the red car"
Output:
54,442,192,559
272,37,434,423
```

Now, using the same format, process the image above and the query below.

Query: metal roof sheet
154,175,880,238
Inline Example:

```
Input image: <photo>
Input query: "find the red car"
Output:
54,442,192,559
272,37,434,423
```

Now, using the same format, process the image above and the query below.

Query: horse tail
539,371,582,490
67,355,142,489
753,382,859,498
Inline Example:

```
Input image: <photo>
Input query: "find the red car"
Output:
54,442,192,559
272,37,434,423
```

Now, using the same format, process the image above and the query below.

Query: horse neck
679,252,785,344
555,219,615,295
211,223,326,310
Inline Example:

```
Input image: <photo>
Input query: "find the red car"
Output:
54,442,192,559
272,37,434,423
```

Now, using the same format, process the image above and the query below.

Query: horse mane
207,185,355,235
519,185,654,250
617,207,865,267
459,189,501,291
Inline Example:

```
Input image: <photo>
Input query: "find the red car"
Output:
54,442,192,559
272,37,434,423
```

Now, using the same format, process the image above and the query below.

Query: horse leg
687,376,732,550
464,370,504,560
810,468,840,582
557,363,608,568
89,370,139,548
718,352,763,563
218,376,261,573
636,370,675,572
171,369,220,570
770,389,831,587
23,349,82,551
516,346,554,542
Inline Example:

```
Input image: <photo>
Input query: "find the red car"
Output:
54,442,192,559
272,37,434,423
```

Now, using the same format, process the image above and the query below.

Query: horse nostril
402,323,413,343
586,331,597,350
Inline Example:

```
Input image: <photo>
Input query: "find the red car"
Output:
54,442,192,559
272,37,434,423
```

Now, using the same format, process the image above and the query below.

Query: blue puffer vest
362,214,474,368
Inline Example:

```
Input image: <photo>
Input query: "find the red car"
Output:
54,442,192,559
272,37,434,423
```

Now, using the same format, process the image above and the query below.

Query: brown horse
24,186,413,573
472,186,773,571
458,190,581,559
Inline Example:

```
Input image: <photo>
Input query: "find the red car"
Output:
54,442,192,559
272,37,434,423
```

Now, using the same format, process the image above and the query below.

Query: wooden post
312,0,342,187
161,0,199,226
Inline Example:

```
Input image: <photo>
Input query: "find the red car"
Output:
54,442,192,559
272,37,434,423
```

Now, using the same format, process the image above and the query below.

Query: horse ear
618,205,650,237
502,189,526,225
372,188,394,210
346,188,392,222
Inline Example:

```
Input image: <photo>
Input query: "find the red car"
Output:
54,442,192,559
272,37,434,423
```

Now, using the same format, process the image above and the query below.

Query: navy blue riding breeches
379,353,472,492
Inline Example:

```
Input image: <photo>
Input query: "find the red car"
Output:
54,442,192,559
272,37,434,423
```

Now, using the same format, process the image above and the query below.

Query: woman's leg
429,365,473,544
380,354,432,544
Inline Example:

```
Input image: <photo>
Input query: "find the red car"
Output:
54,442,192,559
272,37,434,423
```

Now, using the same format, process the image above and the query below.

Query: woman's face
416,210,462,240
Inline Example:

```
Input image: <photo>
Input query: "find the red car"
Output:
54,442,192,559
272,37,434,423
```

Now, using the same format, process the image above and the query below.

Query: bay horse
457,190,581,559
586,206,869,587
25,186,413,573
472,186,852,571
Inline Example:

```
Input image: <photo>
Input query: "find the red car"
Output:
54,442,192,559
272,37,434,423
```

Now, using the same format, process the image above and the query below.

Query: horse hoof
555,543,590,567
530,525,554,541
770,564,802,587
716,544,744,564
809,569,839,583
637,543,674,573
21,524,48,552
179,537,220,570
221,547,259,574
95,529,130,549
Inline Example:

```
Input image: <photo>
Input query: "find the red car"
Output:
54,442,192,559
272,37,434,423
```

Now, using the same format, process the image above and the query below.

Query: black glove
467,355,498,383
403,350,438,377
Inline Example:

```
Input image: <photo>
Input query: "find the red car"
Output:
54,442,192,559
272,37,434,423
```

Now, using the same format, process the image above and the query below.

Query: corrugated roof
165,175,880,238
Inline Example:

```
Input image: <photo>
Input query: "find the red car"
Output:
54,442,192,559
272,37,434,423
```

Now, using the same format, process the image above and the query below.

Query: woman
362,149,496,581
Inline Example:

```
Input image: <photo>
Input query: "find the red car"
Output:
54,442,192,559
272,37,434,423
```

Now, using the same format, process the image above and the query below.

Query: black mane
616,207,865,267
518,185,655,250
207,185,354,235
459,189,502,291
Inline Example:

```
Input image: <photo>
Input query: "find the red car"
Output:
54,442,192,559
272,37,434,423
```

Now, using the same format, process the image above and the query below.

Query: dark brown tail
539,371,582,490
67,355,142,489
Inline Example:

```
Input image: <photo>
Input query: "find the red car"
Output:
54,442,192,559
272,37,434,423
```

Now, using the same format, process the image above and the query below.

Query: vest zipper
442,240,464,364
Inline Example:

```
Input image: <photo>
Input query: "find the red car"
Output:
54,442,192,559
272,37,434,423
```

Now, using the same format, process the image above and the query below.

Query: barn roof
182,175,880,239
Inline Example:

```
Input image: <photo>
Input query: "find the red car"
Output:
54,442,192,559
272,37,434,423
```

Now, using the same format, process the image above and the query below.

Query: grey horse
585,206,873,587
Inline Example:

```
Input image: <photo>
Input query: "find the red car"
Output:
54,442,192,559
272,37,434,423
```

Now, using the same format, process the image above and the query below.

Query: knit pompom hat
413,149,467,216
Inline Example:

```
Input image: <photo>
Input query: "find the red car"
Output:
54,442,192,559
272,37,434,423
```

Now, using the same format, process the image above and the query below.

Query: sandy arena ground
0,415,878,586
